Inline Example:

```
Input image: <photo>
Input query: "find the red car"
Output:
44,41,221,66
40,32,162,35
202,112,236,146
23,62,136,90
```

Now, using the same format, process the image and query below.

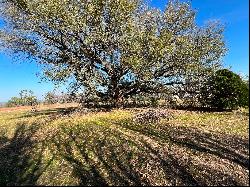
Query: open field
0,105,249,186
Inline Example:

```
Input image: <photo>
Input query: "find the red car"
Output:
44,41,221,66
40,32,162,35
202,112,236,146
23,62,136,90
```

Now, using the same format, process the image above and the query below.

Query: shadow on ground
12,107,78,119
0,123,54,186
0,113,249,185
12,107,116,120
50,120,249,186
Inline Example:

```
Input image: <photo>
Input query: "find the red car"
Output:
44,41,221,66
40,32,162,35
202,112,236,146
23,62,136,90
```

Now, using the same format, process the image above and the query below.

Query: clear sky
0,0,249,102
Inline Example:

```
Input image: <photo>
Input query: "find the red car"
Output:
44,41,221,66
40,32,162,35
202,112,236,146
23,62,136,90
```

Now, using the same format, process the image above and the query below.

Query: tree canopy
0,0,226,106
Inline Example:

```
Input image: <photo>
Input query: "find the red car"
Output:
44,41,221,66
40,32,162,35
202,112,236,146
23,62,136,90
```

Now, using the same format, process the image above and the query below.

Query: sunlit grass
171,110,249,137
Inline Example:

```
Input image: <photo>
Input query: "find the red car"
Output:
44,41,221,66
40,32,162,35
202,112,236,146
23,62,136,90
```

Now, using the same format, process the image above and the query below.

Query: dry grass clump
133,109,173,124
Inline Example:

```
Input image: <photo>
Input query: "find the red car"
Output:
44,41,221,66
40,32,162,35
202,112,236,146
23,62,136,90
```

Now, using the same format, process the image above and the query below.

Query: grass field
0,105,249,186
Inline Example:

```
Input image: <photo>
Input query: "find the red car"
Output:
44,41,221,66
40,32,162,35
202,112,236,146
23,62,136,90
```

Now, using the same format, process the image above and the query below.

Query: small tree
6,90,38,107
200,69,249,110
44,91,57,104
19,90,38,106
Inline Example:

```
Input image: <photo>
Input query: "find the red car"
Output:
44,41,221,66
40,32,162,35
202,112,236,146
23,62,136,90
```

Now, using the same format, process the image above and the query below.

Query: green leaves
6,90,38,107
200,69,249,110
0,0,226,104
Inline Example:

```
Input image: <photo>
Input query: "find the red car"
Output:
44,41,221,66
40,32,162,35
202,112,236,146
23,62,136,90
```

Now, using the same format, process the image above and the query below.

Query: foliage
6,90,38,107
0,0,226,106
44,91,57,104
200,69,249,110
6,97,23,107
240,78,249,107
44,91,74,104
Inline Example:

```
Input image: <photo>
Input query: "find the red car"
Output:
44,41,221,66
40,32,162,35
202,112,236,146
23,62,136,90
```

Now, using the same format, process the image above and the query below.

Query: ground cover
0,106,248,185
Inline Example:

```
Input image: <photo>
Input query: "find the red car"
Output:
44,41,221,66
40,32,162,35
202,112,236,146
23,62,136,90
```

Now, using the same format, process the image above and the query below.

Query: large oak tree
0,0,226,106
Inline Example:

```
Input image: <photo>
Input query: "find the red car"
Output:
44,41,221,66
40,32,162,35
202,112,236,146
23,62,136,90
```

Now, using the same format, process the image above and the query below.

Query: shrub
200,69,249,110
6,97,22,107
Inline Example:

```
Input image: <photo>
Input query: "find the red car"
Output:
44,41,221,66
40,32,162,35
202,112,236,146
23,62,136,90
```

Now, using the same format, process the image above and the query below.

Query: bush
200,69,249,110
6,97,23,107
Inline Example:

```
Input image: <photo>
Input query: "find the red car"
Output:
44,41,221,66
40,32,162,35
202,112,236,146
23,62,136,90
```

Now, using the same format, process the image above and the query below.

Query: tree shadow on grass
52,125,151,185
175,106,234,112
12,107,78,119
168,127,249,169
118,120,249,168
51,121,249,186
3,110,247,185
12,106,115,120
0,123,54,186
52,126,108,186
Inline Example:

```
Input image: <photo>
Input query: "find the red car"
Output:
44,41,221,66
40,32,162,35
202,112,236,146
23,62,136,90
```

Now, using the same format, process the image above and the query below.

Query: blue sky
0,0,249,102
150,0,249,75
